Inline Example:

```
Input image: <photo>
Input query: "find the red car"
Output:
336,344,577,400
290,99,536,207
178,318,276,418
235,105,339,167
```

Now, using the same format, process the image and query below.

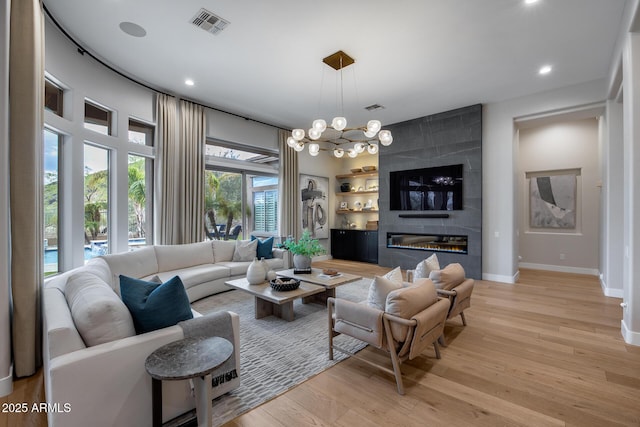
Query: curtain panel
156,94,178,244
278,129,299,239
9,0,44,377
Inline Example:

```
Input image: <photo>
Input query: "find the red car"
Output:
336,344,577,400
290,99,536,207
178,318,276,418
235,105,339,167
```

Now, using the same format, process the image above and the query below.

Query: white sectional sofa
42,239,288,427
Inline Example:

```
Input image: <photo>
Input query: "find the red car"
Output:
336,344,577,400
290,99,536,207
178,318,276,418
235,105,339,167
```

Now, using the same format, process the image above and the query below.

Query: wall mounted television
390,164,463,211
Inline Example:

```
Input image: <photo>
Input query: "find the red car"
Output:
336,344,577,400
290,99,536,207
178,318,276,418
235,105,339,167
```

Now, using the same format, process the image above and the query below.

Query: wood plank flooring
2,262,637,426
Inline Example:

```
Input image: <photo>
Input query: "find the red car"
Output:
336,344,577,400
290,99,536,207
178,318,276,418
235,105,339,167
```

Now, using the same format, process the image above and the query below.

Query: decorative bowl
322,268,338,276
350,168,362,173
362,165,377,172
270,278,301,292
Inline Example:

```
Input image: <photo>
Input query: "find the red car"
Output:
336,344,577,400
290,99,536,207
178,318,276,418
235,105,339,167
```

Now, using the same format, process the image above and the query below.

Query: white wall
483,79,607,283
205,109,278,152
0,0,13,397
518,119,600,275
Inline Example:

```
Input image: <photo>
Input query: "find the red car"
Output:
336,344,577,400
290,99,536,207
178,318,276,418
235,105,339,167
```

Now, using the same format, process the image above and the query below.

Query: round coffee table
145,336,233,427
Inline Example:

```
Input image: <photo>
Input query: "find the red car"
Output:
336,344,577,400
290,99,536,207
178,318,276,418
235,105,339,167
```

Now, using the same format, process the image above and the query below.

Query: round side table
145,336,233,427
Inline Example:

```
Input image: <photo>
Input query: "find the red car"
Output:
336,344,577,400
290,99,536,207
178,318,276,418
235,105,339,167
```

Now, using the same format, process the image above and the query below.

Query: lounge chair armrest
436,289,457,297
332,298,385,348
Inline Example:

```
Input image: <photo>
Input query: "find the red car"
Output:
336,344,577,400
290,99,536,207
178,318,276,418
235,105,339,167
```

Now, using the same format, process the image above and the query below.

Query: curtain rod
42,3,288,132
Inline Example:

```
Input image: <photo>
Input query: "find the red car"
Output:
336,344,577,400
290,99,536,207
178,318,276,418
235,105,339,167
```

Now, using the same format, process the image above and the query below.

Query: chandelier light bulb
363,129,377,138
331,116,347,131
333,148,344,158
367,144,379,154
286,136,297,147
367,120,382,134
292,129,305,141
308,128,321,140
309,149,319,157
379,130,393,146
354,142,366,153
308,143,320,155
293,141,305,152
347,149,358,158
312,119,327,133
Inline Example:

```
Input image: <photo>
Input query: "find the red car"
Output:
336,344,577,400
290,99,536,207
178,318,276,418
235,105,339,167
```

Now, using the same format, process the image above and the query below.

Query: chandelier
286,51,393,158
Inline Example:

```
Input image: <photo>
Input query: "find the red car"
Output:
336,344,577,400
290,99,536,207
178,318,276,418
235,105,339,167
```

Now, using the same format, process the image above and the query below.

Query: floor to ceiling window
205,142,279,241
43,128,61,275
84,143,110,258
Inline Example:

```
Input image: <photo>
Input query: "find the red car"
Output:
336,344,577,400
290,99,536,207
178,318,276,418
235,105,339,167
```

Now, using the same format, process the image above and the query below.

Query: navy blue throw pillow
251,235,274,259
120,275,193,334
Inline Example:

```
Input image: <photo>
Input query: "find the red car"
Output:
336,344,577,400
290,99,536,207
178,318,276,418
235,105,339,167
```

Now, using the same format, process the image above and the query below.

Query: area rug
188,277,371,426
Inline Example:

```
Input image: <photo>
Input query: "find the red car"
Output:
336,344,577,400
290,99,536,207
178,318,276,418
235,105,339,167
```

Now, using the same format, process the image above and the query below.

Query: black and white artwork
530,174,576,229
299,174,329,239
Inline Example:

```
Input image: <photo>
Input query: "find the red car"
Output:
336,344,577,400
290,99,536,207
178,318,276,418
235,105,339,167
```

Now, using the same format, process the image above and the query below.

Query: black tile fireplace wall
378,104,482,279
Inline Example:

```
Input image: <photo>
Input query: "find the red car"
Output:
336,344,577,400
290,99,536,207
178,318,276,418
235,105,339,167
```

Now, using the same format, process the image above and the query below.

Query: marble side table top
145,336,233,381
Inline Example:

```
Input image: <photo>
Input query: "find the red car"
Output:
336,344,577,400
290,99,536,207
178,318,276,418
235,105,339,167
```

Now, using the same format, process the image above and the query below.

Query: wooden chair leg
383,317,405,395
460,311,467,326
438,334,447,347
433,340,441,359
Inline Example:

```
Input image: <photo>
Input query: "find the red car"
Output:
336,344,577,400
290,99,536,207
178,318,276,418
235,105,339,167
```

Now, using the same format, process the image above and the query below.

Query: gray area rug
190,277,371,426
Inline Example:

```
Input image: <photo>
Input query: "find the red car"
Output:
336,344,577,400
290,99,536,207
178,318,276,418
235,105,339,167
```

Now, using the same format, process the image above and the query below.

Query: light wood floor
2,261,638,426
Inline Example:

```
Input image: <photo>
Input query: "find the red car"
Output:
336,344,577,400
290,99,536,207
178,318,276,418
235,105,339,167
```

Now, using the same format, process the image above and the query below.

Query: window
128,119,154,146
84,144,110,257
204,170,243,240
43,129,61,275
84,101,112,135
44,80,63,117
128,154,153,248
251,176,278,233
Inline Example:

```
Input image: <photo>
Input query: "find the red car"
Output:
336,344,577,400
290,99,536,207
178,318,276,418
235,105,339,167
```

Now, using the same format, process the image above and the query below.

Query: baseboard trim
482,272,517,284
0,363,13,397
621,319,640,346
518,262,599,276
599,275,624,298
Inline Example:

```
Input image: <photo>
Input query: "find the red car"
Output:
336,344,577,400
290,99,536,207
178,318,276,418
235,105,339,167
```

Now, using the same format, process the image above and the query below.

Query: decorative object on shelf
362,165,377,172
365,178,379,191
281,229,326,270
339,201,348,210
350,168,362,173
269,278,301,292
364,199,373,209
246,258,265,285
340,183,351,192
285,51,393,158
354,201,363,211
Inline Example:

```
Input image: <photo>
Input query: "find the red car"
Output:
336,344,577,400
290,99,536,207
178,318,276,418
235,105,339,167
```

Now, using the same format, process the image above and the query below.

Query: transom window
84,100,113,135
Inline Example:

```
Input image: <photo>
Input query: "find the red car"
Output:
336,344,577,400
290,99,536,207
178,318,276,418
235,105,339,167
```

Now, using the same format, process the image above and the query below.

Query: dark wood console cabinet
331,229,378,264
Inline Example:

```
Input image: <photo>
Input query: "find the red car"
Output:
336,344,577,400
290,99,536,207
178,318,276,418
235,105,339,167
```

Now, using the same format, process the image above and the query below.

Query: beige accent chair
409,262,474,328
328,279,450,395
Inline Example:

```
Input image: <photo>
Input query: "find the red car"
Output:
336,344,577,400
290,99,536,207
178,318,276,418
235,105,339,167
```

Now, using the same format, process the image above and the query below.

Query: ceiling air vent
365,104,385,111
190,8,230,35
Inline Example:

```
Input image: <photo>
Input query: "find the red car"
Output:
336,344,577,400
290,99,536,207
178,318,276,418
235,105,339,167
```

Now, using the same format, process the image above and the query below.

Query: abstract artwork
299,174,329,239
529,174,576,229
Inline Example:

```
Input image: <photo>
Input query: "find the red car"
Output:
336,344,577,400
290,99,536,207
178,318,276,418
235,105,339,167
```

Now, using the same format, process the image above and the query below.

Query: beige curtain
156,94,178,244
278,130,299,240
9,0,44,377
178,100,205,243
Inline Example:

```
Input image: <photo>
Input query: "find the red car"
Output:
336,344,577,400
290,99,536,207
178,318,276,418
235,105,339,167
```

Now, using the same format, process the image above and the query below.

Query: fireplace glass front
386,233,468,254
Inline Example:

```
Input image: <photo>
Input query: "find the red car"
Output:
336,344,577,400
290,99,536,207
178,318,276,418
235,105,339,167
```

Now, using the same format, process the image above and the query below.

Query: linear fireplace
387,233,468,254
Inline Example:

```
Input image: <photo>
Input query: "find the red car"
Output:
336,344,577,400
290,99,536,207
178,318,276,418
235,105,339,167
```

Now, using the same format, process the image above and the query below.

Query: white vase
247,258,265,285
260,258,269,279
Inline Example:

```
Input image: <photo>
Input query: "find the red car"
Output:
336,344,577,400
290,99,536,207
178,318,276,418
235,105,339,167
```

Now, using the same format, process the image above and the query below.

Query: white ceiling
43,0,628,130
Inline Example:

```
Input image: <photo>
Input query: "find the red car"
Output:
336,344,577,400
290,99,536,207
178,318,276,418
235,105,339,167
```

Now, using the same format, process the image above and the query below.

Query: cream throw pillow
65,271,136,347
429,263,466,290
414,253,440,279
367,275,403,311
212,239,236,262
383,266,403,284
232,239,258,262
385,281,438,342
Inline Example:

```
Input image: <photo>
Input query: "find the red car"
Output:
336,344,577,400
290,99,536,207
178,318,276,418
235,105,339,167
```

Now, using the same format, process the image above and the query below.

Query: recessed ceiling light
185,79,195,86
525,0,539,5
538,65,552,75
119,21,146,38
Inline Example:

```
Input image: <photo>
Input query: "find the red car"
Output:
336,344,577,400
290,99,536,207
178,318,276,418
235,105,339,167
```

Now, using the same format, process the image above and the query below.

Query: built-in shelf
335,171,378,179
336,190,378,196
336,209,379,214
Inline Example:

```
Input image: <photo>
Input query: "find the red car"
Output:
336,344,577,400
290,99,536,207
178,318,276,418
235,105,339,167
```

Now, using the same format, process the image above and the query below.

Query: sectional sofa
42,239,289,427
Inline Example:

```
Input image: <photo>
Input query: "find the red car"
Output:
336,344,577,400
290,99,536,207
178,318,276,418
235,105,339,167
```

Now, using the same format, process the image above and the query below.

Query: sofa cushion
154,241,214,272
414,253,440,280
262,257,284,271
232,239,258,262
386,280,438,342
99,246,159,295
120,275,194,334
214,261,251,276
145,264,231,289
367,275,403,311
429,263,466,290
251,235,274,259
212,240,237,262
64,271,136,346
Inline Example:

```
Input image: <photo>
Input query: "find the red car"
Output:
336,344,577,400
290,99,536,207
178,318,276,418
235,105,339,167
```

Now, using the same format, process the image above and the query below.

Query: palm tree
204,171,222,239
128,162,146,238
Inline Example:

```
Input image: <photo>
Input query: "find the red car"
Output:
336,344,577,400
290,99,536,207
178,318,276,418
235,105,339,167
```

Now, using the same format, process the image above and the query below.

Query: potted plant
281,230,325,270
